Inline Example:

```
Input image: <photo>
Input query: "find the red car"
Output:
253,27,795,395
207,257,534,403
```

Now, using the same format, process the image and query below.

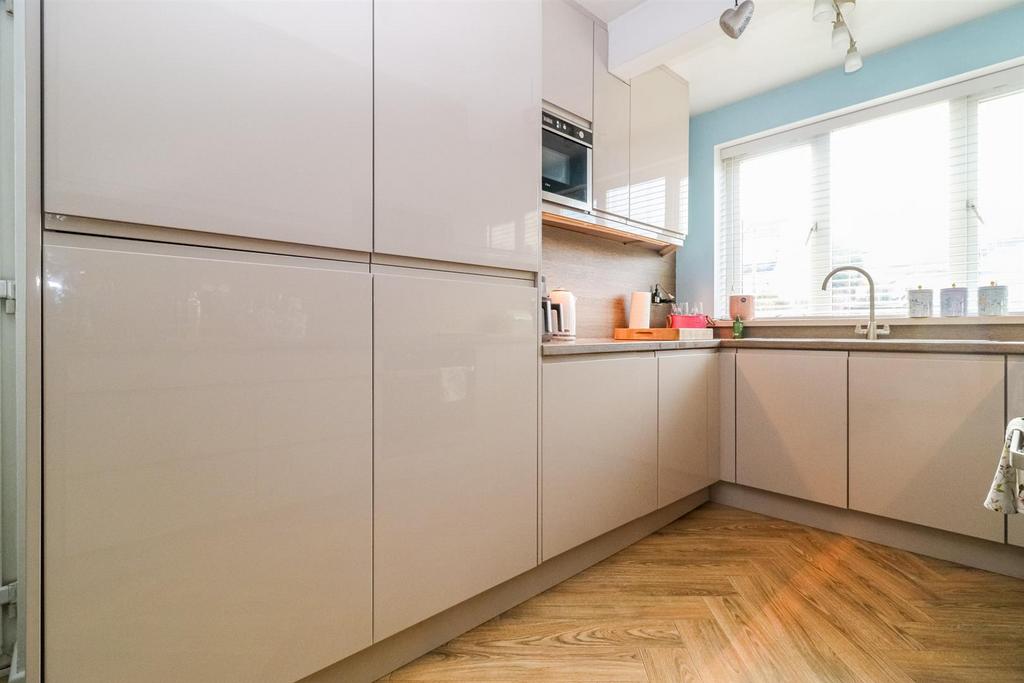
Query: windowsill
712,315,1024,327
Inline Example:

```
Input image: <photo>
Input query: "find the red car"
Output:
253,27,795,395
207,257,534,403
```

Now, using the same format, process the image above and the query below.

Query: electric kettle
549,288,577,341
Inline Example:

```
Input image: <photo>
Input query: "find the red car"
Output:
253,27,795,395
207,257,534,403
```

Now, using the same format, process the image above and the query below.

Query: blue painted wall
680,3,1024,313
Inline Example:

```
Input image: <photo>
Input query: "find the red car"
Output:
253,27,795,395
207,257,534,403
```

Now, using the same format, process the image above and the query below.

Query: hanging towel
984,417,1024,514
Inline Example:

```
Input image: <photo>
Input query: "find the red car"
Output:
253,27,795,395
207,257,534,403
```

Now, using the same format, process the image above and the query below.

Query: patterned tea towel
984,417,1024,514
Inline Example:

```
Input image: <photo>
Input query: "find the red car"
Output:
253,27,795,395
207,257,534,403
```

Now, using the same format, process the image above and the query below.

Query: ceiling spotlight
831,13,850,47
845,40,863,73
720,0,755,39
812,0,834,22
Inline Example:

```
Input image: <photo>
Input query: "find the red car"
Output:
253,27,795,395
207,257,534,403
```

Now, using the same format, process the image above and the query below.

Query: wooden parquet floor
380,503,1024,682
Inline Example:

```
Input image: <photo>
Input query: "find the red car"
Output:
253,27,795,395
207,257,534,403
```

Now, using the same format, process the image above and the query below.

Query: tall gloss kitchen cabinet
1009,357,1024,548
542,0,594,122
42,235,373,683
542,353,658,560
736,350,847,508
43,0,372,251
849,353,1005,543
373,269,539,641
374,0,541,271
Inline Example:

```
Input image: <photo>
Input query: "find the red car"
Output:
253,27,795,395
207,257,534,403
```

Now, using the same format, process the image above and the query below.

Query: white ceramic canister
907,286,933,318
939,284,967,317
978,282,1008,317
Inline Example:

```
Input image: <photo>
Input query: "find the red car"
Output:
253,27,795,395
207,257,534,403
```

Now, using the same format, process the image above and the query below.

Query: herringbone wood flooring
380,503,1024,682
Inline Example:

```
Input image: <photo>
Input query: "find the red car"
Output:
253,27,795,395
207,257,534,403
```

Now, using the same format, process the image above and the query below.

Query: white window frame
713,58,1024,324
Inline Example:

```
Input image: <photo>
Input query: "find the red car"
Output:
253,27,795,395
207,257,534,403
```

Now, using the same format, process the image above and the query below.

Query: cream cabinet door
543,0,594,121
542,353,658,560
373,269,538,641
592,25,630,219
736,350,847,508
375,0,541,271
43,234,372,683
1003,356,1023,547
849,353,1004,543
628,68,689,235
719,349,737,483
44,0,372,251
658,350,717,505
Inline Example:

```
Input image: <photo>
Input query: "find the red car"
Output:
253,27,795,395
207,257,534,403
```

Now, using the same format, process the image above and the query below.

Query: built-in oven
542,111,592,212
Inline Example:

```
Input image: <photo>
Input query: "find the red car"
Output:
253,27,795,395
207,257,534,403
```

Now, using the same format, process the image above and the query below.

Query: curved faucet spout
821,265,881,340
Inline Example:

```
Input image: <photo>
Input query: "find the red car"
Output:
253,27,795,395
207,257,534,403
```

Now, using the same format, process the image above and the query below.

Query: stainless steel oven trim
542,124,594,148
542,112,593,213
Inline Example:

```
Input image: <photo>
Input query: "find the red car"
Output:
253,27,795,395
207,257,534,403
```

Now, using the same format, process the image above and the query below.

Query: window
717,67,1024,318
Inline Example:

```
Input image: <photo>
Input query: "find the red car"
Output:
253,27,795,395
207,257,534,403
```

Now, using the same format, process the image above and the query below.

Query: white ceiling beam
607,0,729,80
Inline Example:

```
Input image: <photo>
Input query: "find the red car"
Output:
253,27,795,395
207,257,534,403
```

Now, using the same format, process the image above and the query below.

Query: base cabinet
43,235,373,683
1003,356,1023,547
542,354,658,560
849,353,1004,542
657,350,717,506
373,269,538,641
736,350,847,508
719,349,737,483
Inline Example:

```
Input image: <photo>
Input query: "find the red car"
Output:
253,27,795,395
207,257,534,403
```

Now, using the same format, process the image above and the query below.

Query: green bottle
732,316,744,340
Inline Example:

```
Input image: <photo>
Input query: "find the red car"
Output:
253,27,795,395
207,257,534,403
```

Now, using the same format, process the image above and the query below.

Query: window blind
716,66,1024,319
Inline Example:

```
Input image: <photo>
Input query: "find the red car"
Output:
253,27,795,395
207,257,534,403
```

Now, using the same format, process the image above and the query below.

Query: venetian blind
716,66,1024,319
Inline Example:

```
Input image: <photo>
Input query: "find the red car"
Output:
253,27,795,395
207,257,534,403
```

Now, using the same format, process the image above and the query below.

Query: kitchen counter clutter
542,337,1024,355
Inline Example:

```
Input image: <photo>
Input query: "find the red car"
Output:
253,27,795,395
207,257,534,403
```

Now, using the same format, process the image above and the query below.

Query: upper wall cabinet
543,0,594,121
43,0,372,251
592,25,630,220
375,0,541,272
629,68,689,235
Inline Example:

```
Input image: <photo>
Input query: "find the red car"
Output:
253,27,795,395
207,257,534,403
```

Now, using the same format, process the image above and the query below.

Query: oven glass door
542,129,589,207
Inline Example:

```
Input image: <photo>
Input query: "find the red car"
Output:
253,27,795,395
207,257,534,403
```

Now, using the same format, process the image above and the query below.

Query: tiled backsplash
542,225,675,339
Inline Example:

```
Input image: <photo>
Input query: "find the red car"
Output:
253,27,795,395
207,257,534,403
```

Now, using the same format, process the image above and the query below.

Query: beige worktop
541,337,1024,356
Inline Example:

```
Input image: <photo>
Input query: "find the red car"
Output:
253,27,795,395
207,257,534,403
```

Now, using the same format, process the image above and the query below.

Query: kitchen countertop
541,337,1024,356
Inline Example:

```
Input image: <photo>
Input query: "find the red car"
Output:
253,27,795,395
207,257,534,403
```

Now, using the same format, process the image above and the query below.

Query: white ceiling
590,0,1022,115
575,0,646,23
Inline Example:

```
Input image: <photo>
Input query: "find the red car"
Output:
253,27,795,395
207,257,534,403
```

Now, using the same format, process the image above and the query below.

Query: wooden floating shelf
541,210,681,257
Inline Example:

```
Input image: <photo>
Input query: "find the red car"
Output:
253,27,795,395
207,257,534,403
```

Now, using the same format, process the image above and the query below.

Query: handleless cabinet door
629,68,689,234
1009,357,1024,547
719,349,737,483
658,350,717,505
375,0,541,271
43,235,372,683
543,0,594,121
542,354,658,560
44,0,371,250
849,353,1004,542
592,25,630,219
736,350,847,508
373,270,538,641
